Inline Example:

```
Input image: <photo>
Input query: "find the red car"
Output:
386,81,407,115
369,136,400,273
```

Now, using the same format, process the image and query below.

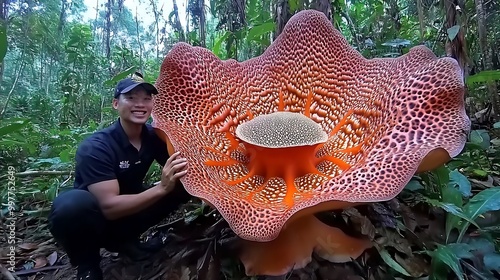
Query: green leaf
405,179,424,191
0,22,6,63
378,249,411,276
448,170,472,197
466,70,500,85
463,187,500,219
446,243,474,260
466,237,496,255
103,66,137,87
425,198,479,229
212,31,231,58
447,25,460,41
494,122,500,129
247,22,275,40
0,119,31,137
458,187,500,242
484,253,500,272
442,186,463,242
430,244,464,280
472,169,488,178
469,130,490,150
433,165,450,188
288,0,299,12
59,149,71,162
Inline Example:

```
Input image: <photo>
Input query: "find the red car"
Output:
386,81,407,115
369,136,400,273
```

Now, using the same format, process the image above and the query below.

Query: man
48,73,191,280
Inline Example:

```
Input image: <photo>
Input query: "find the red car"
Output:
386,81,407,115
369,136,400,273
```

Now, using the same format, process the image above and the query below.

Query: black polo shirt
73,118,170,194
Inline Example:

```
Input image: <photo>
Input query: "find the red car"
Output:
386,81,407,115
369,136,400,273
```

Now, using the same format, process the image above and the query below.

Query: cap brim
120,83,159,95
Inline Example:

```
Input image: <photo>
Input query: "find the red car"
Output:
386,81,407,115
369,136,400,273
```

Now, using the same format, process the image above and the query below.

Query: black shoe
116,240,151,262
106,234,166,262
141,231,169,252
77,262,103,280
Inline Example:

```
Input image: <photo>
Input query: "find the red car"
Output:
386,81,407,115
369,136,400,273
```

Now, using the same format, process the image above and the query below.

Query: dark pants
47,183,190,266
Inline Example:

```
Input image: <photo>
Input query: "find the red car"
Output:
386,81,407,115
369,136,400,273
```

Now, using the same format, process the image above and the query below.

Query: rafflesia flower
151,10,470,276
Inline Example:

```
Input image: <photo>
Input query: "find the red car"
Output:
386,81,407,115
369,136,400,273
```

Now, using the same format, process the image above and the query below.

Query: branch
0,60,25,118
16,170,72,177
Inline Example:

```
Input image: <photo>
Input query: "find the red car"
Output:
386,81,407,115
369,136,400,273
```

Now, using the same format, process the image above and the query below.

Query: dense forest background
1,0,500,279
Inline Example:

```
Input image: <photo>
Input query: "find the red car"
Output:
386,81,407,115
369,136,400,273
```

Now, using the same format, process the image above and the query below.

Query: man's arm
88,180,168,220
88,151,188,220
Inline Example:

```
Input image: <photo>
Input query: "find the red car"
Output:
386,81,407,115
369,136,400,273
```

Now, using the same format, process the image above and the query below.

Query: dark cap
114,73,159,98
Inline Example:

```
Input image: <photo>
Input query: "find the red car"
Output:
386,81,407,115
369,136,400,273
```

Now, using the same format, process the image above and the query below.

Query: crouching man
48,74,191,280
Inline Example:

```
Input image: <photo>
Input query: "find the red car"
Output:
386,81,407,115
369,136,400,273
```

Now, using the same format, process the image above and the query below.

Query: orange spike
283,179,297,208
329,109,355,137
226,132,240,151
278,88,285,111
203,146,239,166
304,89,313,117
321,155,351,171
247,109,254,120
336,144,363,155
225,171,254,186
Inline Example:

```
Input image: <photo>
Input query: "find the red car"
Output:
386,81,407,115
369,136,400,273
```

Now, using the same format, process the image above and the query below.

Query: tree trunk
171,0,185,42
199,0,206,47
0,0,7,85
1,55,26,118
417,0,424,43
105,0,112,73
58,0,67,36
274,0,292,40
384,0,400,35
474,0,499,120
311,0,332,22
444,0,467,71
135,6,144,73
149,0,160,59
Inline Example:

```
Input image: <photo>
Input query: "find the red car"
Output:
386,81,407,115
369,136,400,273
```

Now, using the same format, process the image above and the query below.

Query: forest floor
1,182,500,280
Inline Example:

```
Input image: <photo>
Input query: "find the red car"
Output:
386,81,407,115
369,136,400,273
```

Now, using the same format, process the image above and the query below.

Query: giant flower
151,10,470,276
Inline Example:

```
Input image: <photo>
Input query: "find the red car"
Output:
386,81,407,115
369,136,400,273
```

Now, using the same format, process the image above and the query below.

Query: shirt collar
111,118,149,149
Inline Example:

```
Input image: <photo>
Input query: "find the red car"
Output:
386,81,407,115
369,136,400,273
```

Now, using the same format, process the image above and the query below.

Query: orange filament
304,89,313,117
203,146,238,166
204,109,373,208
247,109,254,120
241,143,323,207
329,109,354,137
278,89,285,111
320,155,351,171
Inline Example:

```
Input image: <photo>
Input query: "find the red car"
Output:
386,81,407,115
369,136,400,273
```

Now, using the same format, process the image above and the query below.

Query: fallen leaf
367,203,398,229
180,266,191,280
47,251,57,266
34,256,47,268
375,228,414,256
399,204,418,232
394,253,430,277
343,208,376,240
18,243,38,251
31,244,57,259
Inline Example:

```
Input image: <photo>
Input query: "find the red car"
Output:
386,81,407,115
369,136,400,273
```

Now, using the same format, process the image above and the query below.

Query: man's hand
159,151,188,194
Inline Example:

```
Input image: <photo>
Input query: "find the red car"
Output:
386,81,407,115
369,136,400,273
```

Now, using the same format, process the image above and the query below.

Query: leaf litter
2,186,500,280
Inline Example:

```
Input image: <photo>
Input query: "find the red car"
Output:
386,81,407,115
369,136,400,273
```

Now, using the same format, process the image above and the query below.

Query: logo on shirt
119,161,130,169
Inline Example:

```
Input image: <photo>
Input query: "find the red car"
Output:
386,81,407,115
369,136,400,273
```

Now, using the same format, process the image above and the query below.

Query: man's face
112,87,154,125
